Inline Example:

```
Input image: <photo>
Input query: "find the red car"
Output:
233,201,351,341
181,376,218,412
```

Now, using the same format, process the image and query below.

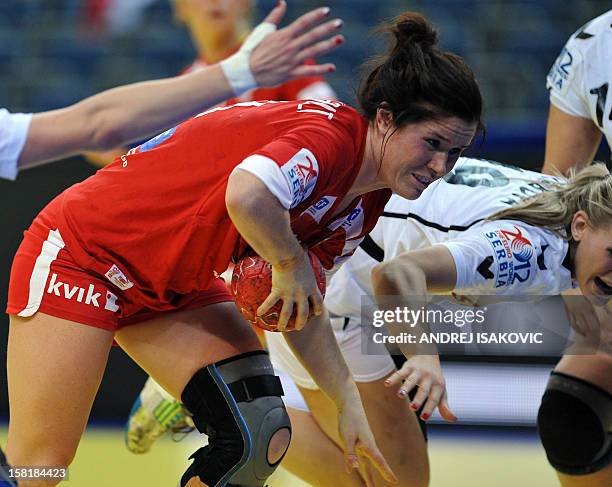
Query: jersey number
296,100,342,120
589,83,611,127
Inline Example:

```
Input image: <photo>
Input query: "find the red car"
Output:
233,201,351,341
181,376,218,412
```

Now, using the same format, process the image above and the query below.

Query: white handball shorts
266,315,396,391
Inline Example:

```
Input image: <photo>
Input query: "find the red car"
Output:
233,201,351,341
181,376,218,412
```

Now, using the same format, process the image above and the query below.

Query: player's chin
396,184,424,200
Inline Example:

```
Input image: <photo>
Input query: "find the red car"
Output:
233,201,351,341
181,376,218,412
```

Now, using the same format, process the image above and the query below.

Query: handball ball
231,251,326,331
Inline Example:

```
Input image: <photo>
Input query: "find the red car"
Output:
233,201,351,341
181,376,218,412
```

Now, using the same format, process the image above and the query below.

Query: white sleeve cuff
549,92,590,119
0,111,32,180
439,242,469,290
233,154,294,210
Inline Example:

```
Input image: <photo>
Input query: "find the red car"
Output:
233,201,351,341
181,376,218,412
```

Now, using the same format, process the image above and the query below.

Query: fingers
420,384,443,421
290,62,336,79
398,371,421,400
384,365,414,388
358,461,375,487
262,0,287,25
277,296,295,332
291,18,344,56
294,34,344,65
342,428,358,474
438,392,458,422
345,452,359,475
282,6,331,39
309,292,324,317
294,295,309,331
356,442,399,485
410,377,433,412
257,291,279,318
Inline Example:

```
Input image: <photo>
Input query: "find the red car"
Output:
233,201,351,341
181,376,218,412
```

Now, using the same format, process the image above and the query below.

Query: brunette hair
358,12,483,131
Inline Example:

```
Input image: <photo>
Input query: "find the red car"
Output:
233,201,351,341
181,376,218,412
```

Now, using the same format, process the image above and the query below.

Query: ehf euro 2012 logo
281,148,319,208
484,226,535,287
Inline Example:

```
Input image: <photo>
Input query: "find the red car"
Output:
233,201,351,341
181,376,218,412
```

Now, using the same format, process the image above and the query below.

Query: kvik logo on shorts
46,273,119,312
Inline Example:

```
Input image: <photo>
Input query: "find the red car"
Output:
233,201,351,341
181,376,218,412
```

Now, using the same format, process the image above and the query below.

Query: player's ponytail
357,12,483,130
490,163,612,238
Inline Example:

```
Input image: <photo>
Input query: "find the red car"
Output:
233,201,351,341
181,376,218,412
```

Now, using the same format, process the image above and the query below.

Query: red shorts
7,215,233,332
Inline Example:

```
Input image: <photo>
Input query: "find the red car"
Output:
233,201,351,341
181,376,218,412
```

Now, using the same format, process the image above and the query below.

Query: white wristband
220,22,277,96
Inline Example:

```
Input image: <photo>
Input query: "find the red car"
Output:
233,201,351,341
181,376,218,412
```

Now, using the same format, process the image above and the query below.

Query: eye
448,147,463,156
425,138,440,149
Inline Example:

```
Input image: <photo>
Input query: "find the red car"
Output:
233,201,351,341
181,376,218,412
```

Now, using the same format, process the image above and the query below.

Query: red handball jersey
183,59,336,105
51,100,390,316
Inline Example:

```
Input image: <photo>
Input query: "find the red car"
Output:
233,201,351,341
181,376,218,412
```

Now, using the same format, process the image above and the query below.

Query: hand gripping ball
231,251,326,331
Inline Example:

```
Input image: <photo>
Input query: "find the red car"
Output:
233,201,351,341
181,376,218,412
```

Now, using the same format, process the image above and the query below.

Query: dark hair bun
357,10,482,130
387,12,438,53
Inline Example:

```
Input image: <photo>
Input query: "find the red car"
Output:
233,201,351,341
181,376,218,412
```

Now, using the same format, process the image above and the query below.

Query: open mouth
412,173,432,190
594,276,612,296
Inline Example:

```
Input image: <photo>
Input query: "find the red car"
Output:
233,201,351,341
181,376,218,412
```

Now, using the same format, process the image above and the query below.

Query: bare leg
299,378,429,487
114,302,262,398
552,352,612,487
114,302,289,487
282,407,365,487
6,314,114,487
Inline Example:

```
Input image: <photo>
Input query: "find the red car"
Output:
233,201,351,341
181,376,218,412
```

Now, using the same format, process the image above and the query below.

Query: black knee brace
537,371,612,475
0,448,18,486
180,351,291,487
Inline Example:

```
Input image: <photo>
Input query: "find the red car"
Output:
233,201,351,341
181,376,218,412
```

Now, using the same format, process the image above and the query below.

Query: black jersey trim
359,234,385,262
358,213,486,263
382,211,485,233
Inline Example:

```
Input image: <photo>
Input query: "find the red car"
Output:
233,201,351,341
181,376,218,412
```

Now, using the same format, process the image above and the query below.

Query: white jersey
0,108,32,180
325,158,575,321
547,9,612,151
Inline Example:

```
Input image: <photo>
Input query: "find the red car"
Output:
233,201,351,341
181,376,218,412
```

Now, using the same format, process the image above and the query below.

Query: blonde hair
490,163,612,238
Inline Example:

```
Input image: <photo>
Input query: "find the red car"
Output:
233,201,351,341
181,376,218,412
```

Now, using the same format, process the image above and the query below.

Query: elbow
90,123,125,151
225,169,260,216
371,261,394,295
371,258,424,296
225,171,244,215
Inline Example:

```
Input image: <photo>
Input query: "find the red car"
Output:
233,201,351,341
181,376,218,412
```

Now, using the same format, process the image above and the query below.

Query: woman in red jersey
3,12,482,487
173,0,337,102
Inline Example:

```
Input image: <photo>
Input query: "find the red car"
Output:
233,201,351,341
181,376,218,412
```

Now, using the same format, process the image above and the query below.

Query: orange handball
231,251,326,331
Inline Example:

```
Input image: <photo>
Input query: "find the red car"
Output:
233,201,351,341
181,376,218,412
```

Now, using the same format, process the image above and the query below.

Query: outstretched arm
18,1,343,169
543,104,602,176
283,309,398,485
371,245,457,422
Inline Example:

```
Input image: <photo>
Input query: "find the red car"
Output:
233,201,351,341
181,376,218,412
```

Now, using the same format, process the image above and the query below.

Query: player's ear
570,210,590,242
375,103,394,133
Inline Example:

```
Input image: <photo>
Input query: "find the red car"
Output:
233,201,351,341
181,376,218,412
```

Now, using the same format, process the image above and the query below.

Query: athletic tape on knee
180,350,290,487
537,371,612,475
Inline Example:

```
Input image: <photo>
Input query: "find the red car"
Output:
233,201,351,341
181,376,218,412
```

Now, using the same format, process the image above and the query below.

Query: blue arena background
0,0,610,424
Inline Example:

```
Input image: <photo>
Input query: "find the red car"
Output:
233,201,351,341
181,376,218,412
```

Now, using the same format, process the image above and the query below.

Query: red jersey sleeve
236,101,363,209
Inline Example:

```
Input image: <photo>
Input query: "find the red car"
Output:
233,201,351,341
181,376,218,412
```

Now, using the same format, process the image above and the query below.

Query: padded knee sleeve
180,351,291,487
537,371,612,475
